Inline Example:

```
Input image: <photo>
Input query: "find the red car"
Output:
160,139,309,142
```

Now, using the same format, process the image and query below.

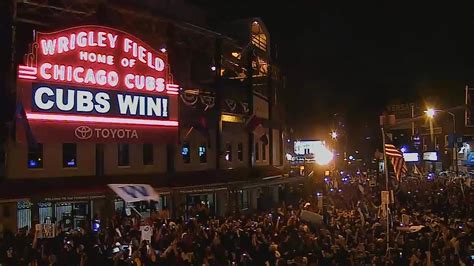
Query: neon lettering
53,65,65,80
139,96,145,115
87,31,97,46
147,97,162,117
124,74,134,89
41,39,56,55
40,63,52,79
34,87,54,110
73,67,84,82
138,46,146,63
117,94,139,115
27,112,178,126
57,36,69,53
156,78,165,92
77,90,94,112
95,92,110,113
39,31,119,55
84,69,97,84
162,98,168,117
56,89,75,111
96,70,107,85
77,32,87,47
97,31,106,47
107,33,118,48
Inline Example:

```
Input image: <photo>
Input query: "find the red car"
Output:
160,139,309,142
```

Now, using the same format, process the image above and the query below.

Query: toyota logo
75,126,93,140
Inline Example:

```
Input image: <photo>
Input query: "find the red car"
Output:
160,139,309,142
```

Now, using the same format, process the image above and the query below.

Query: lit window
27,144,43,169
251,21,267,51
255,142,259,161
17,200,32,231
231,52,241,59
225,143,232,161
182,142,191,164
199,144,207,163
118,143,129,166
252,57,268,76
62,143,77,168
143,143,153,165
262,142,266,161
240,190,249,210
238,143,243,161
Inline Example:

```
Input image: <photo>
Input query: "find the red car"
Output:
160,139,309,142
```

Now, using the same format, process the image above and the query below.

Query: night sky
194,1,474,140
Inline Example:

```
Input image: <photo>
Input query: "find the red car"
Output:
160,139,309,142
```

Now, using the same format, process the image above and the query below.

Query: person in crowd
0,173,472,265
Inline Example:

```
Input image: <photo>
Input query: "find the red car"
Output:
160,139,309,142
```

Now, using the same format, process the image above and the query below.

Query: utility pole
379,114,396,258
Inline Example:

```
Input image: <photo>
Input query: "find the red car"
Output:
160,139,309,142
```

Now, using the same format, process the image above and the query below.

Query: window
262,142,266,161
238,143,243,161
255,142,259,161
114,199,125,211
251,21,267,51
38,202,52,224
225,143,232,161
17,200,32,231
182,142,191,163
28,143,43,169
143,143,154,165
118,143,130,166
239,190,249,210
63,143,77,168
252,57,268,76
199,144,207,163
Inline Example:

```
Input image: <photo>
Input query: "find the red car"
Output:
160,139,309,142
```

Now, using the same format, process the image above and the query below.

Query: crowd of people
0,173,473,265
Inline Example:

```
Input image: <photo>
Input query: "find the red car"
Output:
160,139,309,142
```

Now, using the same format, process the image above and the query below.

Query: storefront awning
0,166,283,200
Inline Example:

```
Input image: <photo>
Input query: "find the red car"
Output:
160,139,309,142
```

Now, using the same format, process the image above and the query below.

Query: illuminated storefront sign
17,26,178,143
403,152,419,162
423,152,438,161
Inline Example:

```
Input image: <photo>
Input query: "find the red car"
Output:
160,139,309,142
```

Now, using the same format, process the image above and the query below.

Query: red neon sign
17,25,179,143
31,26,168,91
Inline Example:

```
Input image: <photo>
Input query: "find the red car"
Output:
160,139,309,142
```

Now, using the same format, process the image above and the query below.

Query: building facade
385,98,474,174
0,0,300,232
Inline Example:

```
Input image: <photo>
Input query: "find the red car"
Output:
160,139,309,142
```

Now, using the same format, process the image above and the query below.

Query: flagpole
381,126,390,257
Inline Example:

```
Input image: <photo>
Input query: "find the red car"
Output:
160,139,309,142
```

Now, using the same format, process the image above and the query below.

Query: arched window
251,21,267,51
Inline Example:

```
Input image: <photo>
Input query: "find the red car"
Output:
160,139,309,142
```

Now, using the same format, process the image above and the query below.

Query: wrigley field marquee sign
17,25,179,143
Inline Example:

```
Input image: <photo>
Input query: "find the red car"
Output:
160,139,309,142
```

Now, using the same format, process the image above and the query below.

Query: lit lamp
425,108,436,118
330,131,338,140
314,144,333,165
424,106,458,174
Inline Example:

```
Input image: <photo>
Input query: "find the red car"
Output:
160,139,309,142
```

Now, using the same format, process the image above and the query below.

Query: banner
108,184,159,202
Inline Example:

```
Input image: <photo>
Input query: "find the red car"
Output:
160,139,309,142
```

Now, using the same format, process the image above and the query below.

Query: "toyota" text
94,128,138,139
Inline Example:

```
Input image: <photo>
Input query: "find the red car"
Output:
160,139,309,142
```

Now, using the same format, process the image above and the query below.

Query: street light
425,108,436,118
330,131,338,140
425,107,458,174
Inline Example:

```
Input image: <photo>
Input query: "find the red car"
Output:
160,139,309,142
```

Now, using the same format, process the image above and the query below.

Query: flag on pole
384,143,407,181
108,184,159,203
246,114,267,139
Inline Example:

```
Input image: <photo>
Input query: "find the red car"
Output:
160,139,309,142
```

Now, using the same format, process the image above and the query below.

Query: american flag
384,143,407,181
